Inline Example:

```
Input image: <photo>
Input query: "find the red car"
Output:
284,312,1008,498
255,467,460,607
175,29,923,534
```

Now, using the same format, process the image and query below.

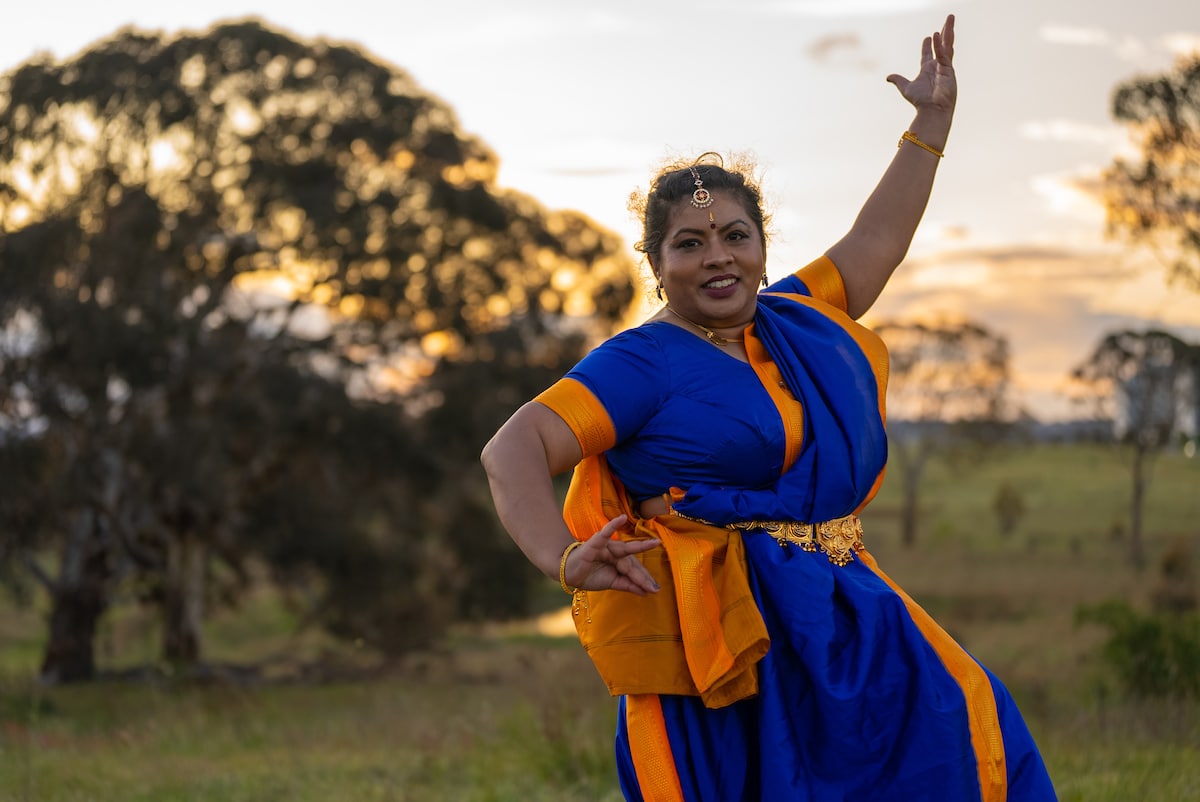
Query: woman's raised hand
563,515,661,596
887,14,956,115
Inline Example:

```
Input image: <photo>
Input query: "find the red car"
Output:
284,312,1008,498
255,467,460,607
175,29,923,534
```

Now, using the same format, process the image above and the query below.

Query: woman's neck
664,306,746,347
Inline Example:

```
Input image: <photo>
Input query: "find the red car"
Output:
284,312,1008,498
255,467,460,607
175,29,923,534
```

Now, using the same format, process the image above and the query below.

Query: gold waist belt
677,513,865,566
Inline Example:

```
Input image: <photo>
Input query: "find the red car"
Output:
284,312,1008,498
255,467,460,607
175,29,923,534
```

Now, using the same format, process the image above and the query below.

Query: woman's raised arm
826,14,957,319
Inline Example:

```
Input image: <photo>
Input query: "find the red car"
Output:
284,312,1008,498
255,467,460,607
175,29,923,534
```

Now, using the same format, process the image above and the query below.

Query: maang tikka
689,165,717,228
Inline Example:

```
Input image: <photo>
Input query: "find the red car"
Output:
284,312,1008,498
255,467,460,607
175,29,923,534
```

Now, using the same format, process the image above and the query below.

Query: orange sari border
625,694,686,801
857,550,1008,802
744,334,804,472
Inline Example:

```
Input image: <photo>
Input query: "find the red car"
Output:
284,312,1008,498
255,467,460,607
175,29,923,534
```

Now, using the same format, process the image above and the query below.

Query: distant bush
1151,538,1198,614
992,481,1025,537
1075,600,1200,698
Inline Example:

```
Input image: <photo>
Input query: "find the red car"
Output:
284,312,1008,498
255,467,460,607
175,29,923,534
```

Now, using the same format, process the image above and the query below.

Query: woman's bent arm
481,402,661,594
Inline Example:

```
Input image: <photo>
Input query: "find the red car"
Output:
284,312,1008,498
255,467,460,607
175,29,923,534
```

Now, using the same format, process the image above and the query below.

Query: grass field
1,443,1198,801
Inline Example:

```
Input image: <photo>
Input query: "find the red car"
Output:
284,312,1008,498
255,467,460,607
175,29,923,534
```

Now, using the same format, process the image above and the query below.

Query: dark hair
630,153,770,268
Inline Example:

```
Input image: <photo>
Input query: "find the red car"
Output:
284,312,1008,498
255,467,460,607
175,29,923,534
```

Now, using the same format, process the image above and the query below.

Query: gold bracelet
898,130,944,158
559,540,584,594
558,541,591,623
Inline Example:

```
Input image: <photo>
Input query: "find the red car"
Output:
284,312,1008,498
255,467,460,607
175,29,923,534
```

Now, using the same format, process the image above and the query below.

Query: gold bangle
559,541,584,594
898,130,944,158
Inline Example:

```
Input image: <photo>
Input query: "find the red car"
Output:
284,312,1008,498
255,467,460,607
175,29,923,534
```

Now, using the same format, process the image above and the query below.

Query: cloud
766,0,945,18
546,166,635,178
1018,120,1119,146
807,32,862,62
1163,33,1200,59
579,10,631,34
1030,171,1107,221
1037,24,1169,64
803,32,876,69
866,244,1200,418
1038,25,1110,47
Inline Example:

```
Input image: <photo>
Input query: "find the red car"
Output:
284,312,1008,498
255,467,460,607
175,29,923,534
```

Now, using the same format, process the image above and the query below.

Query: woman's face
653,190,765,329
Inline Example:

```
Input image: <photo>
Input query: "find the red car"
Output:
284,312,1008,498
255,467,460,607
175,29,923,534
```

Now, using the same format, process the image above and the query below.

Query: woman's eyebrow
671,219,750,237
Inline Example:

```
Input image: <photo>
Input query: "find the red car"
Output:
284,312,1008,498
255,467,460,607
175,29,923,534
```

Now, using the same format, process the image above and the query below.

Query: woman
481,15,1056,801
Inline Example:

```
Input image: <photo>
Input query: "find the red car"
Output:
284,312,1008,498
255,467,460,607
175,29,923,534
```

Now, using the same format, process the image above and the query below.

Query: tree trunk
39,509,109,684
894,440,929,549
162,532,206,664
1129,444,1148,571
901,466,921,548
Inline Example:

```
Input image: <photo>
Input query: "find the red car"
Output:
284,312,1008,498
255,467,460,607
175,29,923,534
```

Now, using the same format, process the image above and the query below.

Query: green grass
1,443,1198,801
0,644,624,802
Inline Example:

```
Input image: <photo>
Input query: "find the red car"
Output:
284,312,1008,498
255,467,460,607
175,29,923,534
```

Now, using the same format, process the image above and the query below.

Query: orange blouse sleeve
534,377,618,458
793,255,848,313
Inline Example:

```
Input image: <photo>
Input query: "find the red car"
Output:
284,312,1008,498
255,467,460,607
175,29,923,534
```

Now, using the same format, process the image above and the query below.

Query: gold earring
761,273,769,288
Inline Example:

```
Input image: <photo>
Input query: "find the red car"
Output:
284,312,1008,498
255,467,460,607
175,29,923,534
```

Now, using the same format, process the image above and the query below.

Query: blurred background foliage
0,20,639,682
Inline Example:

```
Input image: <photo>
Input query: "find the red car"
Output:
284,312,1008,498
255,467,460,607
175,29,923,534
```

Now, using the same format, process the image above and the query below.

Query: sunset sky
4,0,1200,418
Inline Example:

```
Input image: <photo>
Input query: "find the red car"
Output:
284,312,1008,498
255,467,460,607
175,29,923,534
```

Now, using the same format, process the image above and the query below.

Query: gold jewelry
672,509,866,567
559,540,583,594
666,306,745,346
761,272,769,288
688,166,713,209
558,541,591,623
656,282,664,301
898,130,944,158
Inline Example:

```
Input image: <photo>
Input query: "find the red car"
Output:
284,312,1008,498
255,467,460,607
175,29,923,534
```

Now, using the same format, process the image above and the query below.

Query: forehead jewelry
688,166,718,229
688,166,712,208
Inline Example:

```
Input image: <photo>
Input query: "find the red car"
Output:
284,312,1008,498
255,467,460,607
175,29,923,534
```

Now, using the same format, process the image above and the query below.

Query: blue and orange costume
535,256,1057,801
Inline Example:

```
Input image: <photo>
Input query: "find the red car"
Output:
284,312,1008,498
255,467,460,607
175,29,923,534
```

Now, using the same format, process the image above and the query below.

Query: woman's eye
728,230,747,241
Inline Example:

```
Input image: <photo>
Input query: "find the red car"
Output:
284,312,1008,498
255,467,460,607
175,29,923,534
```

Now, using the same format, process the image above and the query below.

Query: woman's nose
703,240,734,267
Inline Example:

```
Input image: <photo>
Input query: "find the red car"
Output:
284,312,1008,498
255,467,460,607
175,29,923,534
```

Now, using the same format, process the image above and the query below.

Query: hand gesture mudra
887,14,956,114
562,515,661,596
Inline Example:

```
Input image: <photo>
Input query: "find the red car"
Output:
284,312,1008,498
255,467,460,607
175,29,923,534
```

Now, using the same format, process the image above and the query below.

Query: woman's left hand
564,515,662,595
887,14,956,114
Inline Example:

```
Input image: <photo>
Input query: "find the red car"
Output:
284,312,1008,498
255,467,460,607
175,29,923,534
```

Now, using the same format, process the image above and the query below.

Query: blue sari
536,257,1056,801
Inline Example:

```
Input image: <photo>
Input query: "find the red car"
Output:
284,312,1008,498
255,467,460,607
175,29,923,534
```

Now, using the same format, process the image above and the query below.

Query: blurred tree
0,20,638,680
1104,56,1200,288
1071,329,1200,570
991,480,1026,538
874,320,1011,548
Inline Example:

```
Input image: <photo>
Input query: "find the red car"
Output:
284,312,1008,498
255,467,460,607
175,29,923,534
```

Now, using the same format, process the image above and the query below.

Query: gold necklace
666,307,745,346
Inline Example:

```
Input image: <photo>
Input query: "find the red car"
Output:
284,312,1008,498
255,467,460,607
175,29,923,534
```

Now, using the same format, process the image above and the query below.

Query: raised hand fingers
936,15,955,62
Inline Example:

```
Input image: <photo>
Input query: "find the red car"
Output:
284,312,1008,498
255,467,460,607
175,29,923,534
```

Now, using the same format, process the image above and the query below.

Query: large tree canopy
0,19,640,680
1104,55,1200,288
